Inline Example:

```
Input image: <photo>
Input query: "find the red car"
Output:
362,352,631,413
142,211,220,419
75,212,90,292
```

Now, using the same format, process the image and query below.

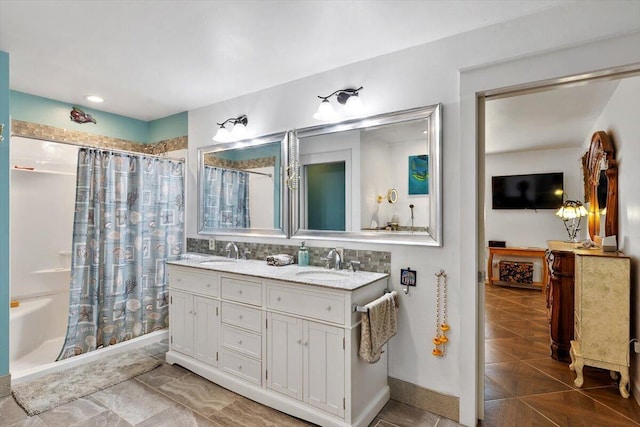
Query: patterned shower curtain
57,148,184,360
202,166,250,228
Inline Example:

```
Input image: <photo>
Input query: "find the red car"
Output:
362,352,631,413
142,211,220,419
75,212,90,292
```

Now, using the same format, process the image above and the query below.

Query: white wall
583,76,640,403
485,147,585,249
249,166,275,229
188,3,640,424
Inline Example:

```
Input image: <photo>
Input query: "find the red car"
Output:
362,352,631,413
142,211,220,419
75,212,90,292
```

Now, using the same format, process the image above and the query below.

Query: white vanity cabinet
267,313,345,417
169,267,220,366
166,260,390,427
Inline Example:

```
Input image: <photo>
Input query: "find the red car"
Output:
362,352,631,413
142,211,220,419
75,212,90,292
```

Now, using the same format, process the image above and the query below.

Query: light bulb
313,99,337,121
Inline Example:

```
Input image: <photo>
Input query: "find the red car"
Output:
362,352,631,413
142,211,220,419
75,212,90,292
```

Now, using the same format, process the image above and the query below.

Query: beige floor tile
157,373,239,417
90,380,175,425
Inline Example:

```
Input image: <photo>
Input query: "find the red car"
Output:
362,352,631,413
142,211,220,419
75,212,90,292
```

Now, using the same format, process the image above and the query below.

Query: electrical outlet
208,238,215,251
634,341,640,354
336,247,344,261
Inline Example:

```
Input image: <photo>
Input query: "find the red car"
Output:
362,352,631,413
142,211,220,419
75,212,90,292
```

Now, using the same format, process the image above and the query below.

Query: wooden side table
486,246,548,292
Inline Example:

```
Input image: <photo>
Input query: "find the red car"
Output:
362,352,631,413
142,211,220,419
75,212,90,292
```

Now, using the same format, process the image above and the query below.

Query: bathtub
10,291,167,384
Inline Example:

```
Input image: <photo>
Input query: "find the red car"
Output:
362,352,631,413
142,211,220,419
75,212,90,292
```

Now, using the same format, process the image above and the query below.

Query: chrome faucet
224,242,239,259
324,248,342,270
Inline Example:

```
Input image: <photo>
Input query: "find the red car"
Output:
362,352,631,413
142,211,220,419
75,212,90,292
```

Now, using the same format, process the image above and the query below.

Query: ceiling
485,79,622,154
0,1,629,154
1,0,570,122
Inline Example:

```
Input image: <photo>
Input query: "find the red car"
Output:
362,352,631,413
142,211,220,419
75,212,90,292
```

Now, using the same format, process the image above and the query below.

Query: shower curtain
58,148,184,359
202,166,250,228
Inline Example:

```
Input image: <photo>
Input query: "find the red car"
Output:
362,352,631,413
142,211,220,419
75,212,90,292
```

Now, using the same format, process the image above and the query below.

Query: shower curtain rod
12,135,185,162
210,165,273,178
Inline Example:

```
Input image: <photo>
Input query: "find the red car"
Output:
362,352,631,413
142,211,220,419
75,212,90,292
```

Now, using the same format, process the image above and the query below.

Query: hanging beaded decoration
432,269,449,357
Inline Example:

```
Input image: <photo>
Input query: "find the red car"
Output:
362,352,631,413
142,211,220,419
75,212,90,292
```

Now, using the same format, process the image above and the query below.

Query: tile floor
0,341,461,427
481,284,640,426
3,284,638,426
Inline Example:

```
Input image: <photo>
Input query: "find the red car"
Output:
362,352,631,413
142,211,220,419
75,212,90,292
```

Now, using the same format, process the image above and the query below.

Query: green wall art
408,155,428,195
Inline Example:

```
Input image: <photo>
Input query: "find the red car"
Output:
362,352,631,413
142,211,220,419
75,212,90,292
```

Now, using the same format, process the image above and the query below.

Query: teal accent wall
307,162,346,231
11,91,149,143
0,51,10,377
148,112,188,143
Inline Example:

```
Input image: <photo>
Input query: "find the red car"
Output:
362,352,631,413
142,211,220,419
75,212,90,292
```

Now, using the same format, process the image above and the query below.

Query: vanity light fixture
313,86,364,121
213,115,248,142
555,199,588,242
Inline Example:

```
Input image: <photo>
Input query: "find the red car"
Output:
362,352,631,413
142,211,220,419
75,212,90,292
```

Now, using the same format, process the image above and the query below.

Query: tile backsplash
186,238,391,274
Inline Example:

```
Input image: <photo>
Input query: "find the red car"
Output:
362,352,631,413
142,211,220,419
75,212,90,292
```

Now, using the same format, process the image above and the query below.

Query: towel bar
352,289,391,312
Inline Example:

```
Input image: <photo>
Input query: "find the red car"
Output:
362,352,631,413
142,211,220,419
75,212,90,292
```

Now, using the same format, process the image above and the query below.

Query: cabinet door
170,289,194,357
267,312,303,400
194,296,219,366
304,321,345,417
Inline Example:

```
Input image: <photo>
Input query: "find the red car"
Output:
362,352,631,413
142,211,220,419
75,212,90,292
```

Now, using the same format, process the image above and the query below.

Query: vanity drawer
220,349,262,385
221,324,261,359
221,301,262,333
169,267,217,297
221,277,262,306
266,284,345,324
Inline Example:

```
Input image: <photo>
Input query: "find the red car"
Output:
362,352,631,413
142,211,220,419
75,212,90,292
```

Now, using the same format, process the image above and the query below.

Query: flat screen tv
492,172,563,210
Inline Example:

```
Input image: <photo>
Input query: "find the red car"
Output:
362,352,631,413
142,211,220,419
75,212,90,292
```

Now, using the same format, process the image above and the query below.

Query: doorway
478,70,640,424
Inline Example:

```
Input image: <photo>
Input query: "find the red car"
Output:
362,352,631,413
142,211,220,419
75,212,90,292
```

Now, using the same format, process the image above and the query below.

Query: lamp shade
344,94,363,116
213,126,231,142
313,99,337,121
230,122,247,139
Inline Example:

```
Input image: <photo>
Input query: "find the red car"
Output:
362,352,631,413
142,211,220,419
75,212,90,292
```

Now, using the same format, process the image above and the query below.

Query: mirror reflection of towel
266,254,294,266
359,291,399,363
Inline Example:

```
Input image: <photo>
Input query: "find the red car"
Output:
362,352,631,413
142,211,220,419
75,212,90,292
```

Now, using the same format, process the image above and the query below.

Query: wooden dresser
546,241,576,361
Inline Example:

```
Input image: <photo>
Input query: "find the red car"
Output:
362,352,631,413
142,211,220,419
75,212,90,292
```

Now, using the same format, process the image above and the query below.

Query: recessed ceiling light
85,95,104,103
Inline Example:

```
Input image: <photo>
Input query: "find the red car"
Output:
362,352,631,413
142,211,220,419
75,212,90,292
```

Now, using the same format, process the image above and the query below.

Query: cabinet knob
238,340,243,345
238,365,242,370
239,289,243,295
188,310,193,314
207,283,211,287
297,339,302,345
177,278,181,282
239,315,243,320
193,312,197,316
276,296,281,302
326,306,332,311
304,342,308,347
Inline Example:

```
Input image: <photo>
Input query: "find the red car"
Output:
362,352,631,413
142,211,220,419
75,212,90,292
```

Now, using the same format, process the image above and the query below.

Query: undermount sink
295,270,350,281
199,259,238,266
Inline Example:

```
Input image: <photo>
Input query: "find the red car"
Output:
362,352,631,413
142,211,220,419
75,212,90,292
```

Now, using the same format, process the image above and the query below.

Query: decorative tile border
204,155,276,169
187,238,391,274
11,120,187,155
388,376,459,422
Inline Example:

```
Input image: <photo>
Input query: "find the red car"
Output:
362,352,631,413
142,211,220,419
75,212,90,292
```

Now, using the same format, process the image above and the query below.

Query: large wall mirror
291,104,442,246
198,132,289,237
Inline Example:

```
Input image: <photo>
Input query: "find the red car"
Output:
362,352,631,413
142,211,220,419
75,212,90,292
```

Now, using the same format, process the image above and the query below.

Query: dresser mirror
291,104,442,246
582,130,618,240
197,132,289,238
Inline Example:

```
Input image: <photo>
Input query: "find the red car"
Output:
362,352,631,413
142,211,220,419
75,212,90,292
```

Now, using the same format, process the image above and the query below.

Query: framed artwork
408,154,428,195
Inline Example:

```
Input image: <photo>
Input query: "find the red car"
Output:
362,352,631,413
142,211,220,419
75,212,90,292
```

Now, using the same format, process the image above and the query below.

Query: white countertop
167,253,389,291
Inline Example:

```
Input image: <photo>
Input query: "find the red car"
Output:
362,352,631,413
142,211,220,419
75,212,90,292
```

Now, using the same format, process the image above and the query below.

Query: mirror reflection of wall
360,119,430,232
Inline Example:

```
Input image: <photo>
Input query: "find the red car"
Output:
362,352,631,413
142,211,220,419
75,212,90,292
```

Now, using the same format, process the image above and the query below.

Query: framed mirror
583,130,618,241
198,132,289,238
291,104,442,246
